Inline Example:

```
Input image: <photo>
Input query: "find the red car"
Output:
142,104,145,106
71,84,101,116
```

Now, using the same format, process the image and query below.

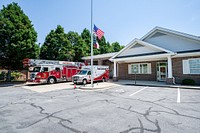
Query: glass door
157,62,167,81
159,66,167,81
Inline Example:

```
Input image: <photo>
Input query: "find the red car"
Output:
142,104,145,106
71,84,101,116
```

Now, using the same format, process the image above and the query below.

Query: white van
72,66,109,84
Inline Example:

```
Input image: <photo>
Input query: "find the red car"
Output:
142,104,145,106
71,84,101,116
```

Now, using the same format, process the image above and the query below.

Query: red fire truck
23,58,84,84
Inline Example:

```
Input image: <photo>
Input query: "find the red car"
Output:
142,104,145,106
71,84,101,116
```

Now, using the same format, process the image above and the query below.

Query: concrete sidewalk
79,80,200,90
78,82,121,90
1,80,200,90
113,80,200,89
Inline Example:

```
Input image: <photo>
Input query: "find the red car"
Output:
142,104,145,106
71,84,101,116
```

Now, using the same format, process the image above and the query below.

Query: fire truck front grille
73,76,79,81
30,74,35,79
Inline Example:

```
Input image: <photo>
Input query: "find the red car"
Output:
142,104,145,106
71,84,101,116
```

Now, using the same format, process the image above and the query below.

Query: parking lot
0,82,200,133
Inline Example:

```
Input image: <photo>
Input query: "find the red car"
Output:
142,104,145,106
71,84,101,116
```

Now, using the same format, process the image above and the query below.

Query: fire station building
82,27,200,85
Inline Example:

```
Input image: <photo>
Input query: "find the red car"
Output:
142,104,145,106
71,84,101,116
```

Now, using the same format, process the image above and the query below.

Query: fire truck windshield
77,70,88,75
32,67,41,72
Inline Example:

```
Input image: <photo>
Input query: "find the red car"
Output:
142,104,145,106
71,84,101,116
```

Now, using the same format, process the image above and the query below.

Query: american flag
93,36,99,49
93,24,104,40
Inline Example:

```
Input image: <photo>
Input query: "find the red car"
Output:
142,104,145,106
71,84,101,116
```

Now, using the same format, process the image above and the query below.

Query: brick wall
172,56,200,85
118,61,157,81
117,57,200,85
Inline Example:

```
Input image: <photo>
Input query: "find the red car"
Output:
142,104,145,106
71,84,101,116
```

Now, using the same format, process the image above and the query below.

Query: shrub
11,71,21,80
0,71,6,80
182,79,195,85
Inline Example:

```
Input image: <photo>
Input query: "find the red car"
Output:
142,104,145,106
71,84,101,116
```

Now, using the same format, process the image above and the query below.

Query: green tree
106,41,112,53
40,25,74,61
110,42,122,52
81,28,91,55
0,3,39,69
120,45,125,50
67,31,88,61
80,28,125,56
97,36,111,54
0,2,39,81
81,29,103,56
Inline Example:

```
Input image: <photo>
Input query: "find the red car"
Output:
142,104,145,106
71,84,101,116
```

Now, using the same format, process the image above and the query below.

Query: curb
124,83,200,90
0,83,26,87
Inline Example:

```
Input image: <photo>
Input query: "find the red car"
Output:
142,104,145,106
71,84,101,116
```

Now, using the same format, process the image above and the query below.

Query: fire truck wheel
83,79,87,85
48,77,56,84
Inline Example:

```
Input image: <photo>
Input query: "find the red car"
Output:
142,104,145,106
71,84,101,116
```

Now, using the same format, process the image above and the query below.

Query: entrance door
157,66,167,81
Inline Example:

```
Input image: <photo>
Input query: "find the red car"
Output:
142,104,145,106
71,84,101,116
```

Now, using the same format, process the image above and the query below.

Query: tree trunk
6,70,11,82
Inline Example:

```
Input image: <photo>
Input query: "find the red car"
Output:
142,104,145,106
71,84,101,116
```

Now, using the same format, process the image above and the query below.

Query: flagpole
90,0,94,87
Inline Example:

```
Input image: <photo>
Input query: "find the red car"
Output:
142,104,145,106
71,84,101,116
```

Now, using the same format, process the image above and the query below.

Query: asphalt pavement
0,83,200,133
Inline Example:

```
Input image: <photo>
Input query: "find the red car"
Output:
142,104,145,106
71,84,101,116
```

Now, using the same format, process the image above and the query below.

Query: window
87,71,91,75
32,67,41,72
140,64,148,74
183,58,200,74
55,67,60,71
78,70,88,75
131,64,138,73
42,67,48,72
128,63,151,74
189,59,200,74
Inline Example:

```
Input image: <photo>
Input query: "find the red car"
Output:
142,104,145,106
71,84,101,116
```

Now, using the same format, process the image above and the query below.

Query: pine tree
40,25,74,61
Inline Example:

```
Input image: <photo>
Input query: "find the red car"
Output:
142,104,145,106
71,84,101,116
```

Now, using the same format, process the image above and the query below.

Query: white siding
144,33,200,52
118,44,162,57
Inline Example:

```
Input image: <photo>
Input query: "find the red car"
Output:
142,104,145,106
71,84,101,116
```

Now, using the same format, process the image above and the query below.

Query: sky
0,0,200,46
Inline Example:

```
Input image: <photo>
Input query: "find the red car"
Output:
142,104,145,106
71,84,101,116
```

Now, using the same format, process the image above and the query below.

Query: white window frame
128,63,151,74
183,58,200,74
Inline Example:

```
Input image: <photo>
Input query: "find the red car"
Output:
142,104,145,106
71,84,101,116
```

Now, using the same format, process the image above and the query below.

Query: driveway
0,83,200,133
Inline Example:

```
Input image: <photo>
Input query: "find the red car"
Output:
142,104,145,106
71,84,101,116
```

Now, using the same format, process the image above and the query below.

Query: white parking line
129,87,148,96
177,88,181,103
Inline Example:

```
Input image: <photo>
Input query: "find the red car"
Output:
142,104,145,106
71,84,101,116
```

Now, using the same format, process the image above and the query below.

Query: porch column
113,60,118,81
167,56,174,84
167,56,172,78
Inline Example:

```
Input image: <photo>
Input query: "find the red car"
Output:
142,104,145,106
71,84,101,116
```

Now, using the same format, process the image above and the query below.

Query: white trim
167,56,172,78
183,58,200,74
172,52,200,58
141,26,200,42
157,63,167,81
110,27,200,62
110,38,138,60
110,38,174,60
128,64,131,74
113,61,117,77
182,60,189,74
136,39,173,53
128,63,151,74
82,52,117,60
147,63,151,74
112,51,200,63
112,53,174,62
141,27,158,41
